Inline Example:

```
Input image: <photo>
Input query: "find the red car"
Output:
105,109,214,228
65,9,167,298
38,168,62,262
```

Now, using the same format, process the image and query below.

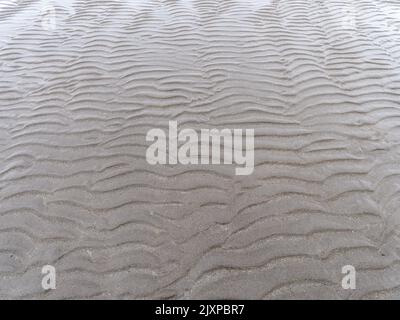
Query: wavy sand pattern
1,0,400,299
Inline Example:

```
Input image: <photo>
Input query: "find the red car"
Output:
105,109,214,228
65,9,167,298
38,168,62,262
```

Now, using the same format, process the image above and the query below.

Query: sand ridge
0,0,400,299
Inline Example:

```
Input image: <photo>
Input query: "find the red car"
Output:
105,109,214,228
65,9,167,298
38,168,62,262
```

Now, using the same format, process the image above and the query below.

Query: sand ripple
1,0,400,299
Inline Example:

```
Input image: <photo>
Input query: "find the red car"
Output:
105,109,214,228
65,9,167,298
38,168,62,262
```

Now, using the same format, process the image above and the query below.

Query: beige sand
1,0,400,299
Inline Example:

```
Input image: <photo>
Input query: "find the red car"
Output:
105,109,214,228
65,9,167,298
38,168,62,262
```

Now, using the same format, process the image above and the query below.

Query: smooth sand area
1,0,400,299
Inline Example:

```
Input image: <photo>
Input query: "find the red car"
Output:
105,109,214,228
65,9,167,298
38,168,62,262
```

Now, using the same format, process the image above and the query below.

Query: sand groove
1,0,400,299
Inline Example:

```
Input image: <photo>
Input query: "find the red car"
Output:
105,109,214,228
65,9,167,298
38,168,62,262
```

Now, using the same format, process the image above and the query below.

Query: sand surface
1,0,400,299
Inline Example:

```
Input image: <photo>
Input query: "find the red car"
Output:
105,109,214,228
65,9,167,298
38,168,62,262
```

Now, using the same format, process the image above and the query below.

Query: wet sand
1,0,400,299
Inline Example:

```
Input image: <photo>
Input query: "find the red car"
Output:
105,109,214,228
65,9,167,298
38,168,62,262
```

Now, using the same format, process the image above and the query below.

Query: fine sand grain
1,0,400,299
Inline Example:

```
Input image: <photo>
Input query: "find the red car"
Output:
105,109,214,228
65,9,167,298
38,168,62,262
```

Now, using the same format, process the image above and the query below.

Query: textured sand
1,0,400,299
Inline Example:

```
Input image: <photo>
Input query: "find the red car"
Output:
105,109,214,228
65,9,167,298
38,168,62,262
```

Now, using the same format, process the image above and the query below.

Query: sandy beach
1,0,400,299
